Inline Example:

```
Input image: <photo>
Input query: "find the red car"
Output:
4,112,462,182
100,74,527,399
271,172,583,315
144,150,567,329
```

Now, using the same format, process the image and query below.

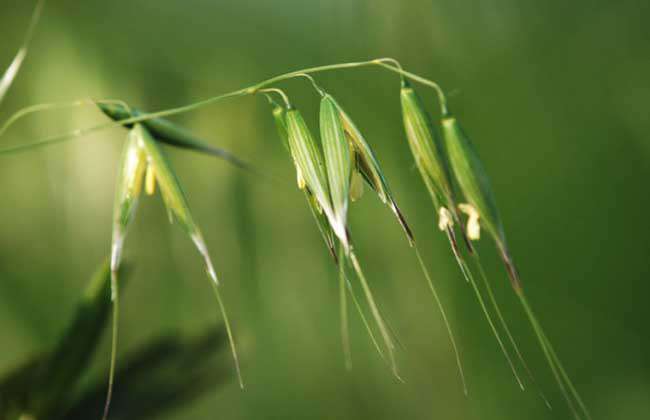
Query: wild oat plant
1,4,592,419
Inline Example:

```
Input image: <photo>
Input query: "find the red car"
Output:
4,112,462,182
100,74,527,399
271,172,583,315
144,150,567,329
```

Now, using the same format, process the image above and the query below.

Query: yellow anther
145,164,156,195
438,207,454,231
458,203,480,240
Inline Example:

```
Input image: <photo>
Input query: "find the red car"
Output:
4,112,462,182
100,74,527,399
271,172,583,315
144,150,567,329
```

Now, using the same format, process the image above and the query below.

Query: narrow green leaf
64,328,232,420
320,94,351,243
0,259,128,419
96,102,252,172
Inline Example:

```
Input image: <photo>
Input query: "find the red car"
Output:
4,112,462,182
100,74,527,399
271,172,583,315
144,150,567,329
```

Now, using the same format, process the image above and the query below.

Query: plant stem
0,58,448,155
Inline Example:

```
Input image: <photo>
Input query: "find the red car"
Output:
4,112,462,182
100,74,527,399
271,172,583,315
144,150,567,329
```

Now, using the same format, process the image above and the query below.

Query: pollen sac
400,80,455,211
438,206,454,231
111,129,147,273
458,203,481,240
328,96,414,245
145,164,157,195
441,114,504,243
320,94,351,242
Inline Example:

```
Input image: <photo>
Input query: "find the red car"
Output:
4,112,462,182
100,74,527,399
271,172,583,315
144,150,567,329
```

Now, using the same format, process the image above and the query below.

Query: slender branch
0,58,448,154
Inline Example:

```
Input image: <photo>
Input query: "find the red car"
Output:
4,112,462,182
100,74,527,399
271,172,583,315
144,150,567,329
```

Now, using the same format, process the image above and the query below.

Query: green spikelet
285,107,346,245
400,80,456,212
320,94,351,246
441,111,591,420
441,114,506,254
269,101,337,261
110,129,147,283
329,96,414,245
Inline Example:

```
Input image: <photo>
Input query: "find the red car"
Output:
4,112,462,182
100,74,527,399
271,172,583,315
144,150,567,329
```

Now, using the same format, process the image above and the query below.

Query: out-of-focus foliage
0,260,233,420
0,1,648,419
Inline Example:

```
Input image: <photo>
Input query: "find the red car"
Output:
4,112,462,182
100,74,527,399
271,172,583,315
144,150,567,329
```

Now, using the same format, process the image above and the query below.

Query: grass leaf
97,102,253,172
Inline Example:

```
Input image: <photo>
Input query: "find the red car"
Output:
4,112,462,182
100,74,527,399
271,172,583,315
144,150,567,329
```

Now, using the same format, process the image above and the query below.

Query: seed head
269,101,338,261
285,107,347,245
400,80,455,212
441,114,504,247
109,123,220,285
328,96,414,245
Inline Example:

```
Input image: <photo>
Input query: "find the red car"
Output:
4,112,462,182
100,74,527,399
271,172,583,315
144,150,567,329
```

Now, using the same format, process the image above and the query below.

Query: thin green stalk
0,99,130,137
0,90,247,155
338,246,352,370
517,292,590,420
257,88,291,108
0,58,447,155
209,279,244,389
343,268,386,361
413,245,467,395
374,61,448,115
542,332,591,419
471,253,552,409
102,271,119,420
444,230,524,390
0,0,45,104
348,251,400,380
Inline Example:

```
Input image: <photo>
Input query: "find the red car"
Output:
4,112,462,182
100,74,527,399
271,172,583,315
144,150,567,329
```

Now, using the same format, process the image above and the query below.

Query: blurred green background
1,0,649,419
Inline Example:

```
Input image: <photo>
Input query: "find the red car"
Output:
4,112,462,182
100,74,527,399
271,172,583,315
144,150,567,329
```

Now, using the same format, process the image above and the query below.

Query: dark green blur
0,1,648,419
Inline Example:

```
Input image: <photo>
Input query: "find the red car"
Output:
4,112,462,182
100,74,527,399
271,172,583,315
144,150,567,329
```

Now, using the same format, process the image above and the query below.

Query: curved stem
0,58,448,154
293,73,326,96
0,99,131,138
373,60,448,115
257,88,291,108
